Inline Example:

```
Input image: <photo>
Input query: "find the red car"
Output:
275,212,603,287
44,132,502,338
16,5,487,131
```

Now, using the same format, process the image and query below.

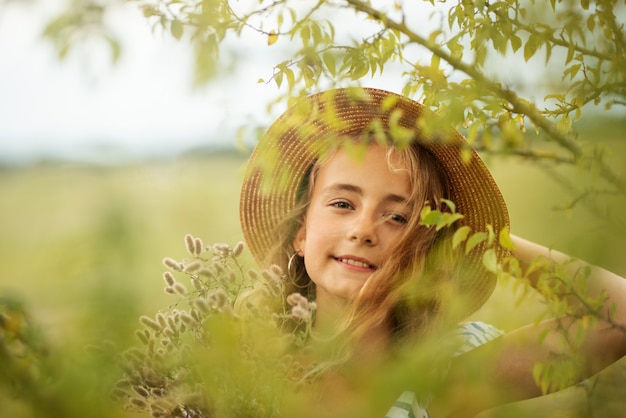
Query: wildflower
269,264,284,277
190,309,201,322
156,313,167,329
232,241,244,257
291,305,311,320
262,269,284,295
194,237,204,256
150,387,166,397
286,292,307,307
185,234,196,256
166,316,177,330
151,399,174,414
190,278,203,291
163,257,183,271
123,348,145,365
212,261,224,274
163,271,176,286
110,388,127,400
247,269,259,281
130,397,148,408
184,261,202,273
198,268,213,278
179,312,198,327
213,243,230,257
139,315,162,332
194,298,210,314
135,330,149,345
115,379,131,388
173,282,187,296
208,289,228,309
133,385,150,398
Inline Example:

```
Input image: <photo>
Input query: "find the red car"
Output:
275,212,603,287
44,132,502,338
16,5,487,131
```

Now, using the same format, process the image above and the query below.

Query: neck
313,288,349,337
313,288,392,357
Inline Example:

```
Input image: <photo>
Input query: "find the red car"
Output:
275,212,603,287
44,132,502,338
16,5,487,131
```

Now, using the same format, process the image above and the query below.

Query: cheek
379,228,406,254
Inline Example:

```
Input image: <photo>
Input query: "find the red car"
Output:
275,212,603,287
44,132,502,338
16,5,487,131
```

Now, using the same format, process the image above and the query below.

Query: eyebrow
323,183,411,205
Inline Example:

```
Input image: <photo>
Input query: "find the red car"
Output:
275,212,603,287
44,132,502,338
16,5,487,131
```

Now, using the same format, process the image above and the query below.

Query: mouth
334,256,377,270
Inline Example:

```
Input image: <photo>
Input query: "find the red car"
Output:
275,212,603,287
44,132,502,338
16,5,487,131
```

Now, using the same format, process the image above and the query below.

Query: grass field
1,117,625,416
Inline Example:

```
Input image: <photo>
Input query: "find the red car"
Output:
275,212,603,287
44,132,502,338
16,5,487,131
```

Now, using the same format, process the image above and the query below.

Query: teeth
339,258,371,268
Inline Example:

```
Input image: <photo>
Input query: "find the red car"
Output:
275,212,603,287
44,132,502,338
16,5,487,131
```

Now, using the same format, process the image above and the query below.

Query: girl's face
292,144,413,307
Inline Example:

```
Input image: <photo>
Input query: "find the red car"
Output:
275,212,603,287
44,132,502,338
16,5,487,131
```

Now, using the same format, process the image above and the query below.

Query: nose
347,212,379,245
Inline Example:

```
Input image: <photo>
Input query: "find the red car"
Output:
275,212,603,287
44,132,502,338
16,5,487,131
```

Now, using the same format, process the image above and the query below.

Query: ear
292,224,306,255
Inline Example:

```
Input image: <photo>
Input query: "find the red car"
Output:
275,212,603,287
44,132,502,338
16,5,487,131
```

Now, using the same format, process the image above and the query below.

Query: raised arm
510,234,626,330
430,235,626,417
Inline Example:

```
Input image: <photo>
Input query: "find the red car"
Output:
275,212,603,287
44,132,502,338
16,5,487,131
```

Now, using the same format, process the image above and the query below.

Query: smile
336,257,376,270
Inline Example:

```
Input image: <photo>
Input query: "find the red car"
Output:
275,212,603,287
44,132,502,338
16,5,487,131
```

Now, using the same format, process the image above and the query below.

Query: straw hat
240,87,509,315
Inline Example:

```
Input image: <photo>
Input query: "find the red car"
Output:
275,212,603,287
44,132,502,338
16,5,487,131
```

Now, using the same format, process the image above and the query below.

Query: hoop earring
287,250,298,278
287,251,309,290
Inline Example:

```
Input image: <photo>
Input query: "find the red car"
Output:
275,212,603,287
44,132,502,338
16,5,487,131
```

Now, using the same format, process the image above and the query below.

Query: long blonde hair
267,138,455,344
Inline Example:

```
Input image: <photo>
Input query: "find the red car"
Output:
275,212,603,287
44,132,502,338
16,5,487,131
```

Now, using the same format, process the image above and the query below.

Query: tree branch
344,0,624,192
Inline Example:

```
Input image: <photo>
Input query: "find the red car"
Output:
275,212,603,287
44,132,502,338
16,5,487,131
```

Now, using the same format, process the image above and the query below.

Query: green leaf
557,114,572,133
440,198,457,213
566,42,575,64
587,15,596,32
284,68,295,88
544,93,565,102
300,25,310,45
486,224,495,246
465,231,487,254
42,14,71,38
498,226,515,250
311,22,321,43
436,213,464,231
420,209,440,226
106,35,121,64
267,30,279,46
452,226,471,249
510,35,522,52
274,71,283,88
564,63,581,80
482,248,497,273
524,34,540,62
475,45,487,66
323,52,336,76
171,20,184,40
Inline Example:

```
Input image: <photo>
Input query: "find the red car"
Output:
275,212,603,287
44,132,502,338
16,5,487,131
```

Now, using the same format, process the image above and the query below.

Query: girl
239,88,626,417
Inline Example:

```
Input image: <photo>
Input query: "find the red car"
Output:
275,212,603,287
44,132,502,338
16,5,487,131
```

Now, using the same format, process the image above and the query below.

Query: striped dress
385,321,503,418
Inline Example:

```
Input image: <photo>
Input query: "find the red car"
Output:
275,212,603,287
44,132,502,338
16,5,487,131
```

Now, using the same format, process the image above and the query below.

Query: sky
0,2,300,163
0,1,416,164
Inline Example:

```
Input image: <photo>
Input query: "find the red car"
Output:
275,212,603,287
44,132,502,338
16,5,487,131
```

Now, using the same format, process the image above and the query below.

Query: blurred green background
1,116,625,416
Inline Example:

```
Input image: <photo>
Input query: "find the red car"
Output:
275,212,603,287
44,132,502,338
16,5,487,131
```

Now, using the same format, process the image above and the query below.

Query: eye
330,200,353,210
386,212,408,225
